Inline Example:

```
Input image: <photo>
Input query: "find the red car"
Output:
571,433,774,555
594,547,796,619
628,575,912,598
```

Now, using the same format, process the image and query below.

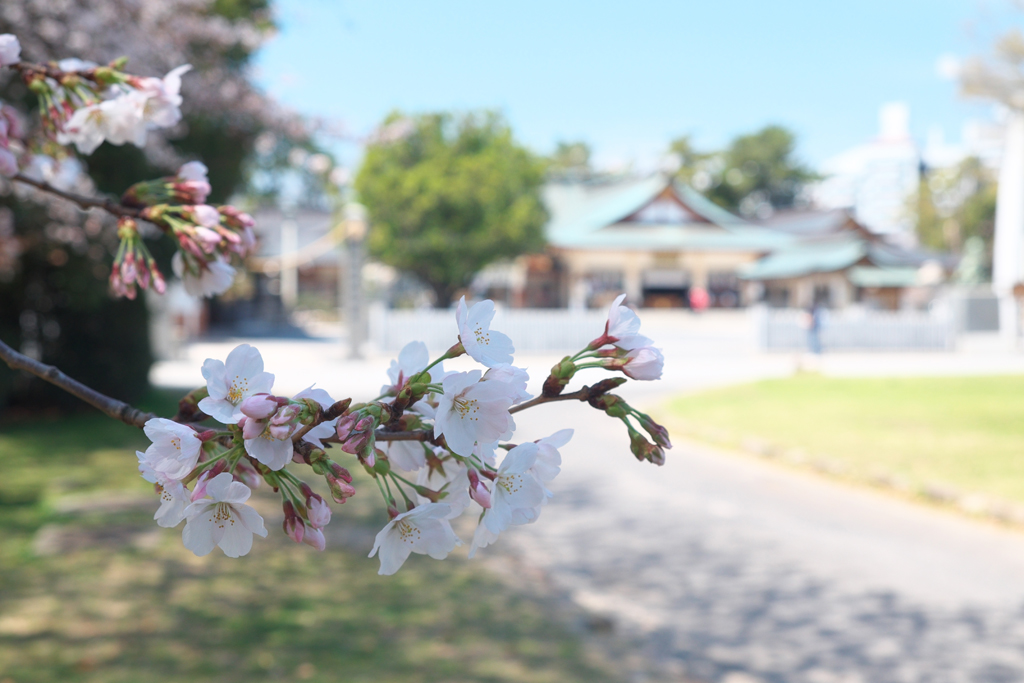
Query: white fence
755,306,955,351
369,304,609,353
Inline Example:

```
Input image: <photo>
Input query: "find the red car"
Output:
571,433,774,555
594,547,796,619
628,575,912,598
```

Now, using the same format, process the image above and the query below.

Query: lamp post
341,203,368,359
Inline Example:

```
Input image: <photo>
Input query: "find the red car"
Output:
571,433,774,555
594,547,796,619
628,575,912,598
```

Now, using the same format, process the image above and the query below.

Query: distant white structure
813,103,921,242
812,103,1007,245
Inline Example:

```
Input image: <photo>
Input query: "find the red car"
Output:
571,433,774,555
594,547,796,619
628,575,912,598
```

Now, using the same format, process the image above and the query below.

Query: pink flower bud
234,459,262,489
191,204,221,228
176,180,211,205
270,404,301,426
336,414,358,441
284,517,304,544
326,475,357,503
268,423,294,440
242,416,266,440
306,496,331,529
469,480,492,509
329,462,352,483
193,226,222,252
240,394,277,420
355,416,374,432
340,432,369,455
151,264,167,294
303,526,326,551
282,501,304,544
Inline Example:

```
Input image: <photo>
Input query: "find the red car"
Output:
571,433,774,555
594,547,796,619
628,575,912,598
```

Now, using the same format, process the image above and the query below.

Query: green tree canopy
356,111,548,307
913,157,997,271
547,141,593,181
671,125,817,217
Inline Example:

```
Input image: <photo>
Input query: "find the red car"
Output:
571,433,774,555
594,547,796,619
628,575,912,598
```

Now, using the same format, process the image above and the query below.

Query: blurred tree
0,0,302,409
356,111,548,308
708,126,818,217
547,141,593,181
668,135,712,187
913,157,997,267
669,126,817,218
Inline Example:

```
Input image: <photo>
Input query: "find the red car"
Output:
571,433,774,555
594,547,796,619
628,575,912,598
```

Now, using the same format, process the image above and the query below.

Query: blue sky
254,0,1016,171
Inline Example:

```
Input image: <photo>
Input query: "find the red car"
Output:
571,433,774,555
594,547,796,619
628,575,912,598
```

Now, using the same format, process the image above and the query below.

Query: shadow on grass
0,390,621,683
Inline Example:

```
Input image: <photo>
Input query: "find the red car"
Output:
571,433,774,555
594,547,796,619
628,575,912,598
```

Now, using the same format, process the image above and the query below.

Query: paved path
506,399,1024,683
151,319,1024,683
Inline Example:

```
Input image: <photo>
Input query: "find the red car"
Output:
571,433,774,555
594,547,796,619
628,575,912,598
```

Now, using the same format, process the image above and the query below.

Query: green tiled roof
738,238,866,280
544,174,794,252
847,266,920,288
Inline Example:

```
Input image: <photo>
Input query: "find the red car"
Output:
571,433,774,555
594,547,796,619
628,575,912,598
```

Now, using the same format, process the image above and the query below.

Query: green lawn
0,392,621,683
662,375,1024,505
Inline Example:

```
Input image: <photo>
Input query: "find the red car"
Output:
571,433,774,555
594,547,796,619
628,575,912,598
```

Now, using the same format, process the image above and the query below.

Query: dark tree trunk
430,281,457,309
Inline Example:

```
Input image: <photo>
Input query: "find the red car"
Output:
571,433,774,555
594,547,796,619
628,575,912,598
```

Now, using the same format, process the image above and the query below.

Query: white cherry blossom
142,417,202,480
456,297,514,368
483,364,531,404
302,418,338,449
415,455,471,518
387,440,428,472
136,450,189,528
622,345,664,380
484,443,546,534
604,294,653,350
135,64,191,128
172,252,236,298
0,34,21,67
369,503,459,575
534,428,573,485
178,160,208,182
182,473,267,558
243,429,293,471
198,343,274,424
385,340,428,390
433,370,515,456
468,518,501,558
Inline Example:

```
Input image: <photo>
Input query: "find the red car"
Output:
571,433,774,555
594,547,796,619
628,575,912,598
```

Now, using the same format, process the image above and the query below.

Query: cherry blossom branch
11,172,142,218
508,379,625,415
0,337,156,428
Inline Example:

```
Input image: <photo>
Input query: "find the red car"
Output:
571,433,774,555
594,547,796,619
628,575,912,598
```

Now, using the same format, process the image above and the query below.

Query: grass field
0,392,621,683
662,374,1024,506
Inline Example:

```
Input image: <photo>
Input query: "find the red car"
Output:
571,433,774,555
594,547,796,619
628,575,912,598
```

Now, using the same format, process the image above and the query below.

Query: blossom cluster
0,33,256,300
137,295,670,573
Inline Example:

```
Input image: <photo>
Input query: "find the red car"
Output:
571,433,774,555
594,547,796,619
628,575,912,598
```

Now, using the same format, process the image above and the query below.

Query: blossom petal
376,533,414,575
244,435,293,471
198,397,240,424
217,513,254,558
181,507,218,556
234,503,268,537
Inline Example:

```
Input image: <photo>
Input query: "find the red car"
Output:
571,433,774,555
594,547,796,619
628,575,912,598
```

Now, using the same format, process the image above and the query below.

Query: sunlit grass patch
662,374,1024,505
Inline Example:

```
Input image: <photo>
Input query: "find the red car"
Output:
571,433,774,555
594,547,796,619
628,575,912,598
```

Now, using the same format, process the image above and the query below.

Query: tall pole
280,216,299,311
342,203,367,359
993,111,1024,348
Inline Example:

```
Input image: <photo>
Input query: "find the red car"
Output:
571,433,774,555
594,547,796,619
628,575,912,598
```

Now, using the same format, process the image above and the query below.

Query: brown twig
509,387,590,415
0,337,155,428
11,172,141,219
375,430,432,442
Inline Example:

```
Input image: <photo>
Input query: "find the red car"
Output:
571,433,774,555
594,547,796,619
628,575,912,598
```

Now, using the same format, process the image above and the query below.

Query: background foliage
356,111,548,308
